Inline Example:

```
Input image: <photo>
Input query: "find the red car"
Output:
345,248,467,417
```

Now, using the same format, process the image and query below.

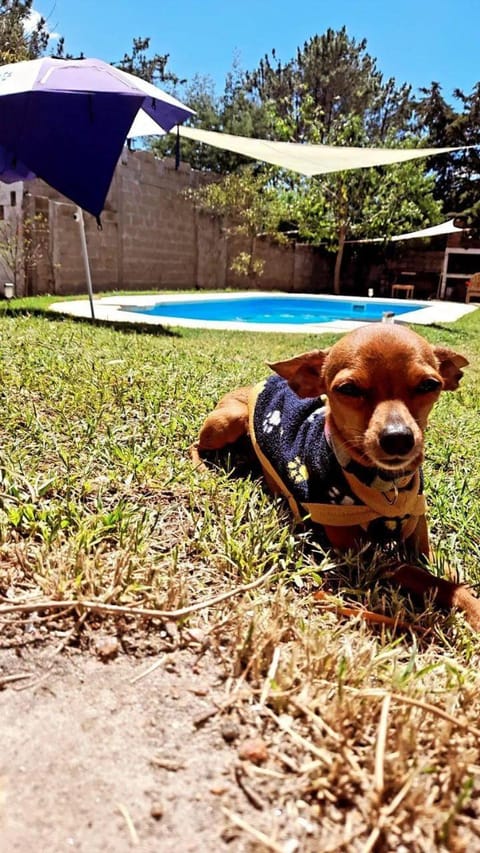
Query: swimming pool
122,294,426,325
50,291,478,332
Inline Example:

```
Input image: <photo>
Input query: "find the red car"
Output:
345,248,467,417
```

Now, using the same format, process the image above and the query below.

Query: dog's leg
324,524,364,551
190,387,251,466
399,516,480,628
389,563,480,631
405,515,430,560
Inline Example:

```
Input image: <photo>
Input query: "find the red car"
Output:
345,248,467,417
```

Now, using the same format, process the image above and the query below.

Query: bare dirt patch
0,645,257,853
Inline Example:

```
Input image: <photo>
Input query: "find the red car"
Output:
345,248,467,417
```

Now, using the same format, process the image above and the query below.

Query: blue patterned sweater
249,374,425,540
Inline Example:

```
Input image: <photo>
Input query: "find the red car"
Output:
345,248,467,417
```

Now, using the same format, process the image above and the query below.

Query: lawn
1,299,480,850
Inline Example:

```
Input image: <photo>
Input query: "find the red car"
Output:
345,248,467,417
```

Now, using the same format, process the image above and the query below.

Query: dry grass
1,302,480,850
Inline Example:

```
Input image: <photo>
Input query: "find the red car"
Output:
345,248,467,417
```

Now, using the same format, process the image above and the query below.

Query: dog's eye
335,382,364,398
415,378,442,394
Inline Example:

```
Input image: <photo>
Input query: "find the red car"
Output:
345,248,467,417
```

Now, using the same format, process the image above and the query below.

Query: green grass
1,300,480,849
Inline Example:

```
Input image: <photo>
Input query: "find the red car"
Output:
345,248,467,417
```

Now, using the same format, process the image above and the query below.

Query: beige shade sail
173,125,462,177
126,120,465,245
351,218,464,243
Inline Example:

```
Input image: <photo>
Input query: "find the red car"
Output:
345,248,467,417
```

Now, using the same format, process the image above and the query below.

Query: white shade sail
352,218,464,243
126,119,465,245
174,126,461,177
127,117,461,176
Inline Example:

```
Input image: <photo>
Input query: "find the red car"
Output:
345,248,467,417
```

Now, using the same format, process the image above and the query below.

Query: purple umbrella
0,57,194,218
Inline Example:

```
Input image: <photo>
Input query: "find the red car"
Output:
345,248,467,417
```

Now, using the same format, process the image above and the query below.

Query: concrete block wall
0,152,324,296
1,150,474,298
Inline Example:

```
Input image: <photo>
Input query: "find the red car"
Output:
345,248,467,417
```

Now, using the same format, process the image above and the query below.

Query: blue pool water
123,295,425,325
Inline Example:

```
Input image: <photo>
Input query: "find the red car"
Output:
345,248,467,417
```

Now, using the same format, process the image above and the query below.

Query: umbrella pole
76,206,95,320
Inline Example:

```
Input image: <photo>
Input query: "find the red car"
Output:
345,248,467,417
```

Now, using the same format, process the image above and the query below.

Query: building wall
0,150,478,299
0,151,328,297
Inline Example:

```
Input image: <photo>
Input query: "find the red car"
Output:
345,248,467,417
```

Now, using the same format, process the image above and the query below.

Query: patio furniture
466,273,480,303
391,284,415,299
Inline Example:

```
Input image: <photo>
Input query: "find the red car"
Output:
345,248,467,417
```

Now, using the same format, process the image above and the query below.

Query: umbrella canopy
0,57,194,217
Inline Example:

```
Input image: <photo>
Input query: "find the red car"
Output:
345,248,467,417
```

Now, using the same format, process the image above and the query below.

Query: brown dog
192,323,480,629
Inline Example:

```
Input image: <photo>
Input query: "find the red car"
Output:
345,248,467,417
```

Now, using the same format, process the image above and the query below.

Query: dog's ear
267,349,329,398
433,347,469,391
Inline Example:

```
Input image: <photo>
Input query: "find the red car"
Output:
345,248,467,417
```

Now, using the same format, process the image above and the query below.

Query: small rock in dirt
220,721,240,743
238,737,268,764
150,752,184,771
164,621,180,642
221,826,240,843
210,782,228,795
192,705,218,728
185,627,207,645
150,801,165,820
190,686,208,696
93,635,120,661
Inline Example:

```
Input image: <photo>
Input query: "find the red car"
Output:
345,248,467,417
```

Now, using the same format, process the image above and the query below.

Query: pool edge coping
49,291,478,333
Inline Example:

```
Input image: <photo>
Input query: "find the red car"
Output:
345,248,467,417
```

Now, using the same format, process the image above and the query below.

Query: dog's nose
379,424,415,456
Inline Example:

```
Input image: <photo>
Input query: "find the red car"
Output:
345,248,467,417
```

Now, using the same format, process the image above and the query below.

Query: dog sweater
249,375,426,541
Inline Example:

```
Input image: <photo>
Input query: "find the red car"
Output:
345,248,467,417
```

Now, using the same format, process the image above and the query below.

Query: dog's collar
325,418,417,500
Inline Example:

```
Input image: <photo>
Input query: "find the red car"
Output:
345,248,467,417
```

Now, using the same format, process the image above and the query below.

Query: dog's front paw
452,586,480,631
189,442,208,471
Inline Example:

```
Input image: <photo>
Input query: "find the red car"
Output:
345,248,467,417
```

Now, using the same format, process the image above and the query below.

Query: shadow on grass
0,304,181,338
196,435,264,480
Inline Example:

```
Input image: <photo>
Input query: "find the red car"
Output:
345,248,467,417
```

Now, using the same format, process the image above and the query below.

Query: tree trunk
248,234,256,289
333,224,346,295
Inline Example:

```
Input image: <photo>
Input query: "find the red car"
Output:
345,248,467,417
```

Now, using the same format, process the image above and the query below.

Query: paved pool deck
49,291,478,334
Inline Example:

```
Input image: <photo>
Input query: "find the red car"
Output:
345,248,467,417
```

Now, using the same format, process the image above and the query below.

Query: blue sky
36,0,479,101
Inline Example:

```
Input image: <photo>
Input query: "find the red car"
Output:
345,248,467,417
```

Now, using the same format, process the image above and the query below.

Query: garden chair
466,272,480,303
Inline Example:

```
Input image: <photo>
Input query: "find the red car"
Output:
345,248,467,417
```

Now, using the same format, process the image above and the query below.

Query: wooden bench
391,284,415,299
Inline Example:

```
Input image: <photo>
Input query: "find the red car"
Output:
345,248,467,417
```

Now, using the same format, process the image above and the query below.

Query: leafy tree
293,157,442,292
245,27,413,145
0,0,51,63
151,73,228,169
181,30,443,292
286,119,442,292
188,166,290,282
115,36,185,87
151,55,270,172
0,211,48,291
416,82,480,228
244,31,439,291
